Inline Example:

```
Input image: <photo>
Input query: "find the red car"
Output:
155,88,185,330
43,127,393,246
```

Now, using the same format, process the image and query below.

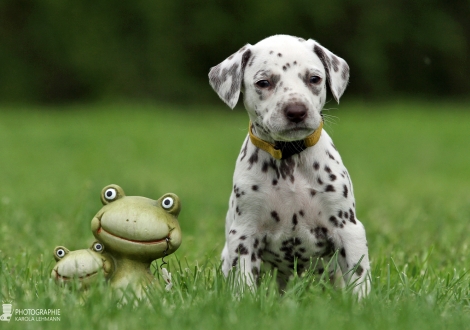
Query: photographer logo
1,303,60,323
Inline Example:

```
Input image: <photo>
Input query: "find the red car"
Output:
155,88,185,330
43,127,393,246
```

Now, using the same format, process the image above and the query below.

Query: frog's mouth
97,226,171,245
53,269,98,281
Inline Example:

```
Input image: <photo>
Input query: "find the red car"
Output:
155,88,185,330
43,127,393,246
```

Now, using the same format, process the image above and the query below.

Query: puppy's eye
162,197,174,209
309,76,322,84
256,80,270,88
104,188,117,201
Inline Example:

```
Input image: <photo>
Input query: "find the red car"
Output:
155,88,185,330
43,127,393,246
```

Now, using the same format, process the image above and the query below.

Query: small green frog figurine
51,241,114,288
91,184,182,295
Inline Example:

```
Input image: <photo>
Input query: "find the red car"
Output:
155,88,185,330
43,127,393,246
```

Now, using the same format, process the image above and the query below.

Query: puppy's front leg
222,226,263,288
335,220,371,299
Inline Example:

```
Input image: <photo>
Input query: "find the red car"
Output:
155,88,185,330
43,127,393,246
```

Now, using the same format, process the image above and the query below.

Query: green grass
1,100,470,329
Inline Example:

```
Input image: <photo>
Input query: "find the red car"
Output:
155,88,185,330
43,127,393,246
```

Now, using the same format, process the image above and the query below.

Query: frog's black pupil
164,199,170,205
107,191,112,197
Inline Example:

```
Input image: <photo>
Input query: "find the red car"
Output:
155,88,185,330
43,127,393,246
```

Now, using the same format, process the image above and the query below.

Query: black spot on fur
252,266,259,276
355,264,364,276
324,166,331,173
313,162,320,170
325,185,335,192
252,185,259,191
310,189,317,197
271,74,281,88
342,65,350,80
271,211,280,222
270,160,281,178
232,257,238,267
329,216,339,227
299,210,304,217
331,55,340,72
343,185,348,198
293,237,302,245
265,249,280,258
326,151,336,160
312,226,328,239
240,235,247,240
251,253,257,262
340,248,346,258
248,149,259,169
229,229,237,235
292,214,298,230
235,244,249,255
349,209,356,224
277,53,282,57
313,45,333,93
262,161,269,172
272,179,278,186
279,157,296,183
338,210,343,218
317,178,323,185
254,239,259,249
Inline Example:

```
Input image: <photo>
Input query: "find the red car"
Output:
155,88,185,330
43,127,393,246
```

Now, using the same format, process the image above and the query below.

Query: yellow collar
248,121,323,160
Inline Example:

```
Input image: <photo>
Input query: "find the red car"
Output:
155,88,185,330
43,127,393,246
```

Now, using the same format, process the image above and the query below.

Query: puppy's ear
208,44,252,109
306,39,349,103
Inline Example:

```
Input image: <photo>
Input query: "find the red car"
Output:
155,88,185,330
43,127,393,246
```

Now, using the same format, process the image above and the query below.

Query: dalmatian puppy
208,35,370,298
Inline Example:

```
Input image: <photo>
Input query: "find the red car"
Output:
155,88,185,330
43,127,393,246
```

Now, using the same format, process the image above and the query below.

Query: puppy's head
209,35,349,142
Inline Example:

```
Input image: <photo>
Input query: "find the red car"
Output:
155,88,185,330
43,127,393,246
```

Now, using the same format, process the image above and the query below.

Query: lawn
1,100,470,329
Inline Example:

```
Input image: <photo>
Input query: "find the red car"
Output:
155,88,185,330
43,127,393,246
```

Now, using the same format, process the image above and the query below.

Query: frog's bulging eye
93,242,104,252
162,197,174,209
104,188,117,201
56,248,66,259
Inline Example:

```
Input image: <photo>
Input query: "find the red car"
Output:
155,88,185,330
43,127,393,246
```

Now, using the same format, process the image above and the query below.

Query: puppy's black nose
284,104,307,123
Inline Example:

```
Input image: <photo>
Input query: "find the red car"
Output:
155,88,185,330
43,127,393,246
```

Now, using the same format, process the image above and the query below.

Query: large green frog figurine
51,241,114,288
91,184,182,295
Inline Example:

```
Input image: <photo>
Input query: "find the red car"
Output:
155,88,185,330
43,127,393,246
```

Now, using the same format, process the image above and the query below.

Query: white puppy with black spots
208,35,370,298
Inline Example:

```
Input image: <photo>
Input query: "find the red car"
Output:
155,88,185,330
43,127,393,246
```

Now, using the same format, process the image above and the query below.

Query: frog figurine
51,241,114,288
91,184,182,296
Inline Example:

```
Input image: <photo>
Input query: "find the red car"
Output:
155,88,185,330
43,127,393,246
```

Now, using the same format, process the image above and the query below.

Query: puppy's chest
232,140,352,272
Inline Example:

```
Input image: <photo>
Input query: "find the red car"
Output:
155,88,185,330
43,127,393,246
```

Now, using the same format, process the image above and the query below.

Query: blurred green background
1,2,470,327
0,0,468,104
